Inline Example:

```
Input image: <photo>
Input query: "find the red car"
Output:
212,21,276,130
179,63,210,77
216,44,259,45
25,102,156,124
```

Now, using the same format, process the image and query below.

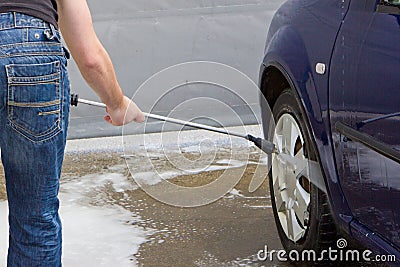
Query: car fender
261,25,353,231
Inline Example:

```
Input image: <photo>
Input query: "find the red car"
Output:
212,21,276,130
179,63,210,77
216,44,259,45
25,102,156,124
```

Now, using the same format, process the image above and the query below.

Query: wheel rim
272,113,312,242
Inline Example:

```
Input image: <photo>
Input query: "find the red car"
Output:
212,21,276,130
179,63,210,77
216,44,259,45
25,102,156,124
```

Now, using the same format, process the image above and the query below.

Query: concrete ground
0,126,293,266
61,152,287,267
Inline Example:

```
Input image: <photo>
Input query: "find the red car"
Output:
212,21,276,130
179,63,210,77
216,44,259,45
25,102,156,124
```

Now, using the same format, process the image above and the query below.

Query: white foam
131,160,247,187
0,171,150,266
180,145,202,153
60,197,147,266
243,205,272,209
65,125,263,154
216,159,246,167
61,172,138,199
229,188,245,198
59,172,151,266
0,201,8,266
133,172,164,186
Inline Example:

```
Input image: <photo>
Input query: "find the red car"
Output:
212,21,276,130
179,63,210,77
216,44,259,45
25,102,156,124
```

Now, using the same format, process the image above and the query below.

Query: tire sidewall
269,89,323,254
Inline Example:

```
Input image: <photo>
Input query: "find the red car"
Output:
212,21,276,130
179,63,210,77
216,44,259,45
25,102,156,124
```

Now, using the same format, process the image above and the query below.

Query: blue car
259,0,400,263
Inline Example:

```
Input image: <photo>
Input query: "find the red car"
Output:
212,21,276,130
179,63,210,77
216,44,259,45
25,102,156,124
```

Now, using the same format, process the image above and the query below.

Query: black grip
70,94,79,106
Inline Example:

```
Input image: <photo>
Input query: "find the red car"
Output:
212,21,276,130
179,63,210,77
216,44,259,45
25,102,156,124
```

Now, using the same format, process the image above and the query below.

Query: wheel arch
259,30,352,232
260,25,316,119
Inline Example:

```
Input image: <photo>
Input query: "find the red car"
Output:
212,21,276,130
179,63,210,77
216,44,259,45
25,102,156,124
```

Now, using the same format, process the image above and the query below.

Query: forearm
75,44,124,109
57,0,123,109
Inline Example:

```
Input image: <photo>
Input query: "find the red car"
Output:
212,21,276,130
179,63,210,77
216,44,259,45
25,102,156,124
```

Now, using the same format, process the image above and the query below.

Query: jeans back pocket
6,61,62,142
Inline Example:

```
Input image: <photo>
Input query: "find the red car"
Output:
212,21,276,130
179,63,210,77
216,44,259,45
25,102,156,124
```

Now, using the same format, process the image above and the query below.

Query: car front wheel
270,89,337,258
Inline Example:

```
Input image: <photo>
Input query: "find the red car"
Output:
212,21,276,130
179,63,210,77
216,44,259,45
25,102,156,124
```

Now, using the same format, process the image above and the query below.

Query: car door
329,0,400,247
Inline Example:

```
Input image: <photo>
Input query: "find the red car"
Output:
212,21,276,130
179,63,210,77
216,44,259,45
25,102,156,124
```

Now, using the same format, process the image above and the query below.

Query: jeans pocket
6,61,62,142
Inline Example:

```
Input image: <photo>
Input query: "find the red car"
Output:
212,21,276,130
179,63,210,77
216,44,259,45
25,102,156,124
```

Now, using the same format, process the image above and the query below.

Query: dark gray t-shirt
0,0,58,27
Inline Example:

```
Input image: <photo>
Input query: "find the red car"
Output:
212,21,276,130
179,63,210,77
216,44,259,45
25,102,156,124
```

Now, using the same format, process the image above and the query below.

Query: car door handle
336,121,400,165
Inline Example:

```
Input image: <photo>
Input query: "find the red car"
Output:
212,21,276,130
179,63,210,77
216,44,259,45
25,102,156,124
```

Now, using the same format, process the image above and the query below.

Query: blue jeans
0,12,70,266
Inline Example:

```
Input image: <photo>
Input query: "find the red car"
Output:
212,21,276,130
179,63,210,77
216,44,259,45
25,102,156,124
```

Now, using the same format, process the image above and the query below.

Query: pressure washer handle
71,94,106,108
70,93,277,155
70,94,247,138
246,135,277,155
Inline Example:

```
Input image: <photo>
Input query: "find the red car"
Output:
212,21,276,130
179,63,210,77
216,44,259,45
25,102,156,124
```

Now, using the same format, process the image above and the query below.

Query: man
0,0,144,265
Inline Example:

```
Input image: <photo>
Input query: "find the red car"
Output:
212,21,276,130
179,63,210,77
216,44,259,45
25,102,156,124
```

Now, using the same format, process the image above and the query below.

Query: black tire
269,89,337,263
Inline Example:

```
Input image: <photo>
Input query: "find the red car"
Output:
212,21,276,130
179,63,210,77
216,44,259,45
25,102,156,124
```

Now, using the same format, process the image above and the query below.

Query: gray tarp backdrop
68,0,284,139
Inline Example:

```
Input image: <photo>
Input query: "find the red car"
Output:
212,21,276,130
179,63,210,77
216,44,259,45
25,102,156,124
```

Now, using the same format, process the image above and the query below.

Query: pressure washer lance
70,94,278,155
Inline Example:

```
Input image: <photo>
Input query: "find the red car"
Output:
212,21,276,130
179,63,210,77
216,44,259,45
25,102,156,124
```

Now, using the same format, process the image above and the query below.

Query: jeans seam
0,42,63,59
8,81,60,86
8,73,60,83
8,123,62,143
9,120,61,138
8,99,61,107
38,110,60,116
0,42,61,49
0,52,63,59
0,25,13,31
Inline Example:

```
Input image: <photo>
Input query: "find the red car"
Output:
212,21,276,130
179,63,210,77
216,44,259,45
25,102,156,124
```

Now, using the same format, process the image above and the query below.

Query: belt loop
63,46,71,60
13,12,17,27
50,23,57,37
44,24,57,40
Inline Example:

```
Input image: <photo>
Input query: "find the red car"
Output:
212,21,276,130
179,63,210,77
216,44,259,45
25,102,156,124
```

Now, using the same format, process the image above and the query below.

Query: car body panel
329,0,400,249
260,0,352,229
260,0,400,259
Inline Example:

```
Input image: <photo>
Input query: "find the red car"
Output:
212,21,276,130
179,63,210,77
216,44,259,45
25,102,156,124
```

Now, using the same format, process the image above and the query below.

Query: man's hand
104,96,145,126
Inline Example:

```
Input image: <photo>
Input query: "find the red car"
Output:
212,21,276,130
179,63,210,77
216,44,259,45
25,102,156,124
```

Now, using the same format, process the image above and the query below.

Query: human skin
57,0,145,126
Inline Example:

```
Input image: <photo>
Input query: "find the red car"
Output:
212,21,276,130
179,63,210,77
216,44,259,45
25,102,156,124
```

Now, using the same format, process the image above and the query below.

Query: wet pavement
0,127,290,267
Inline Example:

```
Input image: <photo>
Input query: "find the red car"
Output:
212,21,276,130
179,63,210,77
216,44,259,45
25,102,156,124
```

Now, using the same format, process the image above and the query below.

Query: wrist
106,94,125,110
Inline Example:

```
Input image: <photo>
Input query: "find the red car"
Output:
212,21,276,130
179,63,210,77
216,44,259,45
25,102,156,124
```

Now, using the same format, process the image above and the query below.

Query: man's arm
57,0,144,125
